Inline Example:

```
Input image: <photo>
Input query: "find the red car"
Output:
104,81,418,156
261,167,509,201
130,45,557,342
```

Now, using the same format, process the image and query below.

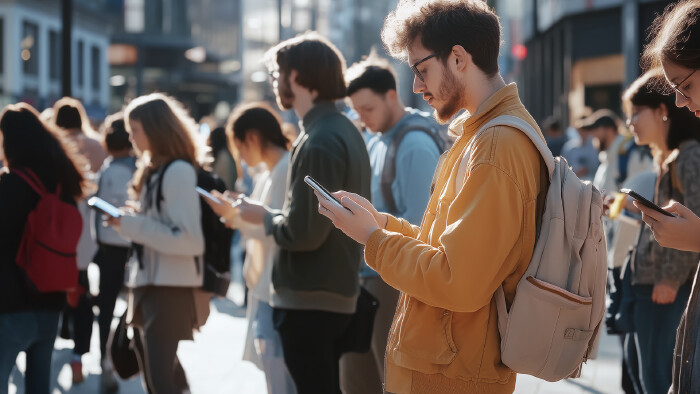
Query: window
49,30,61,80
91,46,100,90
76,41,84,86
22,21,39,76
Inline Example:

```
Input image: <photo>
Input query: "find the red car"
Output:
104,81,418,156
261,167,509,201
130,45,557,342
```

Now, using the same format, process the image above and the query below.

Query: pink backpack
14,168,81,293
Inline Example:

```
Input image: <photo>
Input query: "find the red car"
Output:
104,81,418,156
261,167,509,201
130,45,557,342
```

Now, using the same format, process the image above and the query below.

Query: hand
316,191,380,245
331,191,387,229
105,215,122,231
238,197,269,224
652,282,678,305
205,190,241,226
602,194,615,217
634,200,700,252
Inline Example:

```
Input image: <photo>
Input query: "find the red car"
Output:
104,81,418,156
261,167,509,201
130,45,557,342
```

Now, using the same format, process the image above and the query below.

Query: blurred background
0,0,674,129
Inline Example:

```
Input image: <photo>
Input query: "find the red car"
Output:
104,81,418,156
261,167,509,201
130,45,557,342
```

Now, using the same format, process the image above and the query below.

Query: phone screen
196,187,222,204
87,197,122,218
620,188,674,217
304,176,350,211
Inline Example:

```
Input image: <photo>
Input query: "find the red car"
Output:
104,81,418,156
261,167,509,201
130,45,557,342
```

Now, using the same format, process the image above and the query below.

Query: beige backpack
457,115,608,381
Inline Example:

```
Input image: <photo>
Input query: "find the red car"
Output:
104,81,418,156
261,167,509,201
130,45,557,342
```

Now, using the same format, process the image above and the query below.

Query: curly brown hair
381,0,501,76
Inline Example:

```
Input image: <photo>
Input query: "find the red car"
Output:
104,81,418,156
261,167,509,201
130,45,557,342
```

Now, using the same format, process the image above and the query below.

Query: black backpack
156,161,233,297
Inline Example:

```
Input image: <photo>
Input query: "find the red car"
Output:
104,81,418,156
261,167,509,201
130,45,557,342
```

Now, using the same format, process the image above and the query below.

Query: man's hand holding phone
315,190,381,245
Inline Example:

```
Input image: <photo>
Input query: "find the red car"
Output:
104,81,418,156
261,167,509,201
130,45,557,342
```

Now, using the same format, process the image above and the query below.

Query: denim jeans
0,309,60,394
631,283,691,394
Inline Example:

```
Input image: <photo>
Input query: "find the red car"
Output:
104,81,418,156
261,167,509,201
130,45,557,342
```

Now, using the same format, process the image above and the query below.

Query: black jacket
0,170,68,313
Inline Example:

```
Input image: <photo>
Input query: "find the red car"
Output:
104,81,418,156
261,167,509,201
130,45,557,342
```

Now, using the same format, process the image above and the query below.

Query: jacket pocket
395,298,457,365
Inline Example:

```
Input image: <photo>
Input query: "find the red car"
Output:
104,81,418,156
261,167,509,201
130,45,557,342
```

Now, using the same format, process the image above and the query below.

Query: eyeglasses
269,70,280,85
411,53,437,82
671,69,697,99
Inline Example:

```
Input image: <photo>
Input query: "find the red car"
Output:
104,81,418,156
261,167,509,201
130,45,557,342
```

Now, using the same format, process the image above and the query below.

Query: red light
512,44,527,61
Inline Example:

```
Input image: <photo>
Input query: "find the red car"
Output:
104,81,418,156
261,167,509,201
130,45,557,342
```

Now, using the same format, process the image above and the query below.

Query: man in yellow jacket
316,1,549,393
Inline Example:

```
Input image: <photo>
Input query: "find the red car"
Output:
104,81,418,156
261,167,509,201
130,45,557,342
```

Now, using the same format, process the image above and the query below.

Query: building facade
496,0,671,126
0,0,110,117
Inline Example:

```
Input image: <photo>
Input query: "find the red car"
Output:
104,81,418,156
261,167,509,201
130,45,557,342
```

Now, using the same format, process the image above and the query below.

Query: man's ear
451,45,471,73
385,89,398,102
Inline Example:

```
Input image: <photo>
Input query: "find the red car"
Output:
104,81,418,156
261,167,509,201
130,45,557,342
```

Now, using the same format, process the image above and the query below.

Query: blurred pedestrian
53,97,108,383
341,53,442,394
640,4,700,391
584,109,652,195
93,112,136,391
317,1,548,392
106,93,209,394
561,119,600,181
586,108,652,394
622,68,700,394
542,116,568,157
208,126,238,190
235,32,372,393
206,102,296,394
0,103,85,394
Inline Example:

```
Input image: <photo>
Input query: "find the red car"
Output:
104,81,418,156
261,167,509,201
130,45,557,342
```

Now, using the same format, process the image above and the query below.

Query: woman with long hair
0,103,85,394
106,93,208,393
206,103,295,394
623,69,700,393
639,2,700,392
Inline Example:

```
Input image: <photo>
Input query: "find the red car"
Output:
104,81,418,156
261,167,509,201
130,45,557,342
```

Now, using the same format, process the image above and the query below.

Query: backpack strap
12,168,48,196
380,123,445,213
455,115,554,193
154,160,178,213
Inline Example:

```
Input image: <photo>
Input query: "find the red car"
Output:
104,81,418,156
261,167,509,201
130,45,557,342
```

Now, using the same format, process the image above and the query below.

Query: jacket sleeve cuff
365,229,391,271
118,214,143,242
263,210,283,235
658,277,682,290
383,213,403,232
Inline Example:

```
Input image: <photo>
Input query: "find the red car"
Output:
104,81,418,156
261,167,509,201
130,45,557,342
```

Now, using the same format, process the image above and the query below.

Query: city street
7,267,626,394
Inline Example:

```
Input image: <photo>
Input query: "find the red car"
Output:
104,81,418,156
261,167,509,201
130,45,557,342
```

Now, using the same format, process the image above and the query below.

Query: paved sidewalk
8,277,625,394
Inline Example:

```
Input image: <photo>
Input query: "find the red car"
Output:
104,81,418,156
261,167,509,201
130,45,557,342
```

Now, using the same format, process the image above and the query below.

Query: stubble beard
433,68,464,125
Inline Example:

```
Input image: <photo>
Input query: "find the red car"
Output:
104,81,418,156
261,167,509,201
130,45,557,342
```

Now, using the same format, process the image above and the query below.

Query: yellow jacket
365,84,548,393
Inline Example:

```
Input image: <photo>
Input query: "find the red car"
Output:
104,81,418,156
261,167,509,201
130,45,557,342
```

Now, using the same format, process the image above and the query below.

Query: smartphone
620,188,674,217
87,196,122,218
304,175,350,211
196,187,222,204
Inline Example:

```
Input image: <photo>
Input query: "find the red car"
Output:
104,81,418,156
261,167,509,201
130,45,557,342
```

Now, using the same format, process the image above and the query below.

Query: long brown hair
0,103,85,200
125,93,203,193
642,1,700,78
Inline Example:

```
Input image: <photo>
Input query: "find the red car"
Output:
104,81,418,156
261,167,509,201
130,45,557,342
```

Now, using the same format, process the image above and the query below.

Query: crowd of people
3,0,700,393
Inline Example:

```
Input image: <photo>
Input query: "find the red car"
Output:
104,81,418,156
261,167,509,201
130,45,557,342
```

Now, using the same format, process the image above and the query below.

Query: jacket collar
301,101,339,133
447,83,523,139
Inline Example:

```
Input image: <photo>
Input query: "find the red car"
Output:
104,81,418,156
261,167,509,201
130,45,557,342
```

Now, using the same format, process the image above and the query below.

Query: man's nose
413,75,425,94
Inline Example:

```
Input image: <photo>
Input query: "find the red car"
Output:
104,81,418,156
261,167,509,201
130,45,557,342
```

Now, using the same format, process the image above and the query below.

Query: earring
663,116,668,122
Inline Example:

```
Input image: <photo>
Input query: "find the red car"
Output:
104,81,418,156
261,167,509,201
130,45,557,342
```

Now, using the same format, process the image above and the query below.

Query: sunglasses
411,53,437,82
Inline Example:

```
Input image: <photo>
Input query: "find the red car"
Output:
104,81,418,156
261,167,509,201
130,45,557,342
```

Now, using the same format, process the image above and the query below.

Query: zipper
526,276,592,305
35,240,76,258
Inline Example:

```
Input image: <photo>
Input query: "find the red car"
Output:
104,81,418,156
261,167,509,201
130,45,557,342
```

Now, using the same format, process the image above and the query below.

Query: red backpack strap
12,168,47,196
